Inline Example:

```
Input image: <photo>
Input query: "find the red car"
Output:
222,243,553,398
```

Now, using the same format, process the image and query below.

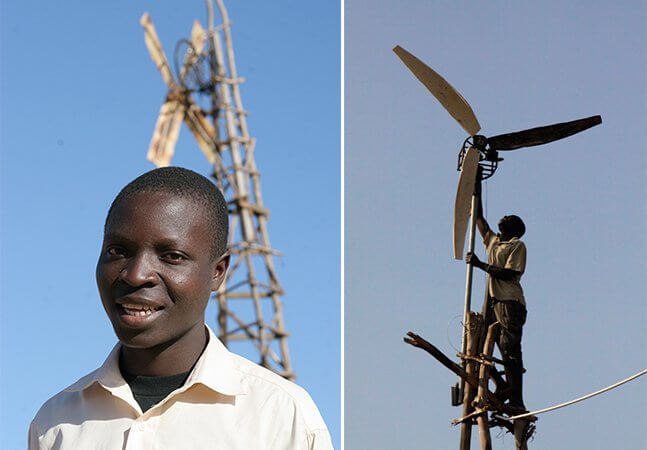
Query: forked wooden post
403,329,537,449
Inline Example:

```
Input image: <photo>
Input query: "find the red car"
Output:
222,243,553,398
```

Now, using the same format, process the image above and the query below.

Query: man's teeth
122,304,159,316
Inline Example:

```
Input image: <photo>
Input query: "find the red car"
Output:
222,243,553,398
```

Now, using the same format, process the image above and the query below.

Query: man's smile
116,303,166,328
112,293,168,327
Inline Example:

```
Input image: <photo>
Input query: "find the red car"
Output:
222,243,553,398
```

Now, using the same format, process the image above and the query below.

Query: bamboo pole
459,190,478,392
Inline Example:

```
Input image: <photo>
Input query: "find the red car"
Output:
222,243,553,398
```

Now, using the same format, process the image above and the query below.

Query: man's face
498,215,523,239
96,191,228,349
498,215,512,235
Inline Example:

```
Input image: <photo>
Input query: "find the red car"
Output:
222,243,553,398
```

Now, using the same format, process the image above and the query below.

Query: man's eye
163,252,186,262
106,247,127,257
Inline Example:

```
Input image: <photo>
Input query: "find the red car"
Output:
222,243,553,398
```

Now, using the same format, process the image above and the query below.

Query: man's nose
119,252,159,287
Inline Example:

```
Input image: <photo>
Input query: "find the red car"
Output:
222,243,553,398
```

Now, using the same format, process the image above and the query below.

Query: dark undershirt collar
118,329,209,412
120,364,191,413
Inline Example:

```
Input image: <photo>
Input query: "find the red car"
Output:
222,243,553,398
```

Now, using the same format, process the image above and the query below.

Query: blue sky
0,1,339,448
345,1,645,449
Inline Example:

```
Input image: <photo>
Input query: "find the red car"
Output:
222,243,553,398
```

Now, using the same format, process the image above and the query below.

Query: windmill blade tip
582,114,602,124
581,114,602,127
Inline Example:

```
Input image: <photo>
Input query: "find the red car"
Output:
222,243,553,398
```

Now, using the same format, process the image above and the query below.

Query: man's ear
211,252,230,291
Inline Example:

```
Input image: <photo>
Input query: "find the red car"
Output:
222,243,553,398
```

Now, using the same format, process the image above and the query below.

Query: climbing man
465,175,528,413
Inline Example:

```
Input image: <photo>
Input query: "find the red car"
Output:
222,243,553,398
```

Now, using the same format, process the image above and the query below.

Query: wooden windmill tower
140,0,294,380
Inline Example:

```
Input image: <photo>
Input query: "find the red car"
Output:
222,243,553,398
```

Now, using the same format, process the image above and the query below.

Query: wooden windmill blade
184,100,218,164
141,11,182,167
147,99,185,167
393,45,481,137
140,13,175,87
453,147,480,260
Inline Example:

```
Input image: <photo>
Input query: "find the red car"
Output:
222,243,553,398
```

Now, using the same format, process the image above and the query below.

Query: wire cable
484,180,488,218
506,369,647,421
446,314,463,353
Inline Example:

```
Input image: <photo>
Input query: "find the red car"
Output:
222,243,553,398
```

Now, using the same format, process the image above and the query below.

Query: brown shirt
484,230,526,306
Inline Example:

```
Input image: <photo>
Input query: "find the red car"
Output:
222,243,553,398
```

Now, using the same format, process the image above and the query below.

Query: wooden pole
476,322,499,450
514,420,529,450
459,312,484,450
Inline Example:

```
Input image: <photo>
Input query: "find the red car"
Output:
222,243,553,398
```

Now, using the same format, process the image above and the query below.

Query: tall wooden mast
141,0,294,379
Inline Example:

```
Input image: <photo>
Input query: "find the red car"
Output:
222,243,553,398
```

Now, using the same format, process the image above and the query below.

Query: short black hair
105,167,229,258
506,215,526,238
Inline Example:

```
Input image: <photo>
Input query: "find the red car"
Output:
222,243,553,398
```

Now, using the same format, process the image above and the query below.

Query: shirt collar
496,234,519,244
65,324,247,397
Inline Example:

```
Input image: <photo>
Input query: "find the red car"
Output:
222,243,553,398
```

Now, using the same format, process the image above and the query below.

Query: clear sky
345,1,645,449
0,1,339,448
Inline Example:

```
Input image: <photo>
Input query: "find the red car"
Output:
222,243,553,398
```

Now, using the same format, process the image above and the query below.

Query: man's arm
465,252,521,281
474,172,490,240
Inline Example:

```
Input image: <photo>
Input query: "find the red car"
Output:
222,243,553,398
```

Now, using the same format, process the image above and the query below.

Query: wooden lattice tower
140,0,294,379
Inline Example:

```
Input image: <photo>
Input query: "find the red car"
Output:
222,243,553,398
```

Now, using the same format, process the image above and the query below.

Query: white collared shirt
29,325,332,449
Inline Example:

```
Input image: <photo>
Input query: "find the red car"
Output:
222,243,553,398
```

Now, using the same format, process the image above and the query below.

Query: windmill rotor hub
174,38,217,96
471,134,487,150
458,136,498,181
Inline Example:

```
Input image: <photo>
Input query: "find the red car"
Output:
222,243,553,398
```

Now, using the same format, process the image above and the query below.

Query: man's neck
499,232,515,242
119,324,209,377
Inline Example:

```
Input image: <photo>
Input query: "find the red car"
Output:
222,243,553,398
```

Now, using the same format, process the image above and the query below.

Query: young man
465,177,528,412
29,167,332,449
